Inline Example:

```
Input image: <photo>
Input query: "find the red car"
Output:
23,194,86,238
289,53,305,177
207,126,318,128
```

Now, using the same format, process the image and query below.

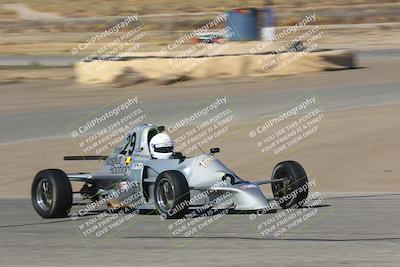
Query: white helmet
149,132,174,159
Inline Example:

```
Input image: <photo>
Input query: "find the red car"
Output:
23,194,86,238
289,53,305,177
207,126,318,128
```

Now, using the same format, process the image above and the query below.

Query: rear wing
64,155,107,161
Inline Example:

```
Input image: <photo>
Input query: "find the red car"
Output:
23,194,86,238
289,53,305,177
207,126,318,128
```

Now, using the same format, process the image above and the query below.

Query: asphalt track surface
1,78,399,144
0,193,399,266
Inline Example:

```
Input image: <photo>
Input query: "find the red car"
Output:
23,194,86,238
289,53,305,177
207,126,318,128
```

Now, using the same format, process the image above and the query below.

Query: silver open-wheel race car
31,124,309,219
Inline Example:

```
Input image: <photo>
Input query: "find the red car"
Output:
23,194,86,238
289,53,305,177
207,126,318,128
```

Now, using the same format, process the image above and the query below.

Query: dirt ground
0,93,399,197
1,0,398,21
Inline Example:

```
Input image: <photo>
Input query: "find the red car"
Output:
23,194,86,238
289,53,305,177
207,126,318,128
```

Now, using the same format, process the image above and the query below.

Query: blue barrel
226,8,258,41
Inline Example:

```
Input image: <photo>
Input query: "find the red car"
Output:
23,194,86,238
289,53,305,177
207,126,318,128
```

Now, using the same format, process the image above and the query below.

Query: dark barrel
226,8,258,41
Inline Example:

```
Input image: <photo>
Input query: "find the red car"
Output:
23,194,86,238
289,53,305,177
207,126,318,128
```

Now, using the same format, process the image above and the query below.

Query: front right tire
31,169,72,218
271,161,309,209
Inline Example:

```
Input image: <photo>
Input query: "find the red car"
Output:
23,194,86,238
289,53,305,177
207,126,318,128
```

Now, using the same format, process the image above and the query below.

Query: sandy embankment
75,50,355,84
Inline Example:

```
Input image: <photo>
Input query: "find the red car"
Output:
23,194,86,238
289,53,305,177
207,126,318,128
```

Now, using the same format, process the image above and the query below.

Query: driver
149,132,174,159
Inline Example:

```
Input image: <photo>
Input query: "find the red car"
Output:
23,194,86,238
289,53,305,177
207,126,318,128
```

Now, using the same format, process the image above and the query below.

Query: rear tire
154,171,190,219
271,161,309,209
31,169,72,218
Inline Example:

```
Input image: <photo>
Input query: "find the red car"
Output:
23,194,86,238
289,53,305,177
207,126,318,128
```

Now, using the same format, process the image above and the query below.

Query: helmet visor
153,143,174,153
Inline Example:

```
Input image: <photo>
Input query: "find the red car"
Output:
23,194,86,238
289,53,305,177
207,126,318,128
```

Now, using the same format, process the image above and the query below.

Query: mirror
210,147,220,154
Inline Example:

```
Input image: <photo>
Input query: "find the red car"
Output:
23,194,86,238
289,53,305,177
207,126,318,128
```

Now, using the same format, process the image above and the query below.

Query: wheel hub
36,178,53,211
156,178,175,212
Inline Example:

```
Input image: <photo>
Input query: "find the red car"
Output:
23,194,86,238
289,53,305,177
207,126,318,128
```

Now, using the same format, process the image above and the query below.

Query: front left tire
154,170,190,219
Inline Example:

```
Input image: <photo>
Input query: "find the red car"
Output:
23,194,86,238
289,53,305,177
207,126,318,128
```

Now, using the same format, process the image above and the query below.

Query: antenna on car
196,144,205,154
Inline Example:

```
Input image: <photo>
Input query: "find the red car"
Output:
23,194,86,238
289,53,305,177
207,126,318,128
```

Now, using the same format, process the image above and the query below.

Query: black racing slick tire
31,169,73,218
154,170,190,219
271,161,309,209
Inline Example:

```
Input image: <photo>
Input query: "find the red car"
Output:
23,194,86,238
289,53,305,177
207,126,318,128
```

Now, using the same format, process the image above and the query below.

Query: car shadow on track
123,236,400,242
0,204,332,228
